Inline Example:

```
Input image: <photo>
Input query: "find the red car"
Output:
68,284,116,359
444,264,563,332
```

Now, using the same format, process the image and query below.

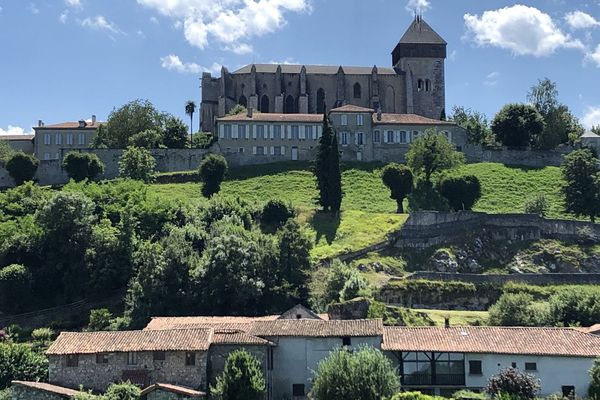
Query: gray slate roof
399,17,447,45
233,64,397,75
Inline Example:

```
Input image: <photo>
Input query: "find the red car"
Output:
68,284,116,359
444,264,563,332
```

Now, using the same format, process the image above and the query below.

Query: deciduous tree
211,350,266,400
561,148,600,222
406,130,464,182
62,152,105,182
492,104,545,148
438,175,481,211
5,152,39,185
381,163,413,213
486,367,540,399
198,154,228,198
118,146,156,183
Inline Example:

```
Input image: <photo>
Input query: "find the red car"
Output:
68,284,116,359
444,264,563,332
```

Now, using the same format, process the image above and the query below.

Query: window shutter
219,125,225,139
354,133,359,145
252,146,257,155
269,125,274,139
270,146,275,155
287,126,292,140
281,146,286,155
299,126,305,140
383,131,388,143
251,125,256,139
317,126,323,138
232,125,238,139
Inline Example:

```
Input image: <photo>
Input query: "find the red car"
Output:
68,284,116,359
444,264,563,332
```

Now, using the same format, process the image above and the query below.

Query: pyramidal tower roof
399,16,447,45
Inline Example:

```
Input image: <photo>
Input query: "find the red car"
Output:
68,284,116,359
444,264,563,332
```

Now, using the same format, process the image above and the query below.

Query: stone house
10,381,80,400
0,134,34,154
140,383,205,399
32,117,101,161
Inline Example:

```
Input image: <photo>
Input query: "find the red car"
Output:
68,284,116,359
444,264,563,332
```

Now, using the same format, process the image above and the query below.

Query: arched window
353,82,361,99
260,95,270,113
284,95,296,114
425,79,431,92
238,95,247,108
417,80,424,92
316,89,326,114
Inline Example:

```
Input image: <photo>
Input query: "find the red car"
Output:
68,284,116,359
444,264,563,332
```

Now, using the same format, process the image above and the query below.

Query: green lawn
413,308,489,326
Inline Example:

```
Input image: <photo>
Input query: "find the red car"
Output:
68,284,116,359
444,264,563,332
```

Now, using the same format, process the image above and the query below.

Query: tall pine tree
315,114,333,211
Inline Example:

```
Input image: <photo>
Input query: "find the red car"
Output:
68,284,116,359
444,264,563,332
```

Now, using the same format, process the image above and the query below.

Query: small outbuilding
140,383,205,399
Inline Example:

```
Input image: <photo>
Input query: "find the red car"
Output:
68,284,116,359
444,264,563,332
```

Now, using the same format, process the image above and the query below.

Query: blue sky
0,0,599,135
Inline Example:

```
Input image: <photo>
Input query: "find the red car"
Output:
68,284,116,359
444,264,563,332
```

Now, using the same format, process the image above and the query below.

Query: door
291,146,298,161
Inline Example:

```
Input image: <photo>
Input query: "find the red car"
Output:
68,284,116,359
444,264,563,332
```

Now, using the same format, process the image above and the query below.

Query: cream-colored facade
33,118,101,161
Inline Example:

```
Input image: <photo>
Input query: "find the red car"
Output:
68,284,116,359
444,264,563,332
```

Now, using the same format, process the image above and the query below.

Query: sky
0,0,599,136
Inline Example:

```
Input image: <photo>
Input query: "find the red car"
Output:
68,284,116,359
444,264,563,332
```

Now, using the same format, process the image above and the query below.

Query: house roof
140,383,206,398
382,326,600,357
582,130,600,138
216,113,323,123
46,329,213,355
213,330,275,346
374,113,455,126
11,381,80,398
398,17,447,45
330,105,375,113
145,315,279,331
232,64,397,75
577,324,600,335
248,319,384,338
33,122,103,130
0,134,34,141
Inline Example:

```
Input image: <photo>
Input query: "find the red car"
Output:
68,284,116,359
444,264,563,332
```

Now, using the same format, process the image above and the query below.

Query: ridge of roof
398,17,447,45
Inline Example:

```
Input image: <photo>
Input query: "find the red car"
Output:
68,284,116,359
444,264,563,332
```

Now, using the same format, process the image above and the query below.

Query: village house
29,306,600,400
32,116,101,161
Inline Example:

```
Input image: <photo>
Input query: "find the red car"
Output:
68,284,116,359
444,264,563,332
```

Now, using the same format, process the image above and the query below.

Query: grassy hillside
148,162,569,261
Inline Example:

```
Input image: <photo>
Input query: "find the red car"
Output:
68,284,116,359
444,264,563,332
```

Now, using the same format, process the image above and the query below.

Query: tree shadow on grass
309,211,341,245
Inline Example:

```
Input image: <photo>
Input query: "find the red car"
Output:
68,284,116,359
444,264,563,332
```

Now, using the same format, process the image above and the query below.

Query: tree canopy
199,154,228,198
450,106,493,145
406,130,464,182
561,148,600,222
63,152,105,182
118,146,157,183
5,152,39,185
211,349,266,400
491,103,545,148
381,163,413,213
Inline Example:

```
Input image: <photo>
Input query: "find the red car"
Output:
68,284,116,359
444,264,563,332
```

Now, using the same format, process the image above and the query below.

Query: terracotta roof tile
46,329,212,355
330,105,375,113
34,122,103,130
12,381,80,397
145,315,279,331
382,326,600,357
212,331,275,346
373,113,455,126
217,113,323,123
248,319,383,338
140,383,206,397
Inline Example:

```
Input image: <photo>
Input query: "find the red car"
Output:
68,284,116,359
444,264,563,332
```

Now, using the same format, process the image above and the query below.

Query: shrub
523,194,549,217
381,163,414,213
5,152,39,185
0,264,31,313
589,358,600,400
407,180,450,212
492,104,545,148
128,129,162,149
104,382,141,400
62,152,105,182
439,175,482,211
198,154,228,198
311,346,400,400
323,259,369,304
118,146,156,183
261,199,295,227
0,388,11,400
0,342,49,389
30,328,54,344
488,293,552,327
211,349,266,400
391,392,441,400
452,389,487,400
87,309,113,332
486,367,540,399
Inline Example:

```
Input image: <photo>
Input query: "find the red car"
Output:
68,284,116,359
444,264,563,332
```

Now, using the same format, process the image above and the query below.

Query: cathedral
200,16,447,133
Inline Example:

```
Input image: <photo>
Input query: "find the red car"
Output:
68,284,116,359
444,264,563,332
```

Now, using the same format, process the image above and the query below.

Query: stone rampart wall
462,145,570,167
403,272,600,286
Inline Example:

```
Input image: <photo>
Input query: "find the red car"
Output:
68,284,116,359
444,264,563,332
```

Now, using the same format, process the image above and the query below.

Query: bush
391,392,442,400
323,259,370,304
127,129,162,149
0,342,49,389
311,346,400,400
452,389,487,400
118,146,156,183
439,175,482,211
486,367,540,399
488,293,551,327
104,382,141,400
407,180,450,212
62,152,105,182
382,163,414,213
261,199,295,227
191,132,216,149
198,154,228,198
492,104,545,148
0,264,31,313
0,388,11,400
523,194,548,217
589,358,600,400
87,309,113,332
211,349,266,400
5,152,39,185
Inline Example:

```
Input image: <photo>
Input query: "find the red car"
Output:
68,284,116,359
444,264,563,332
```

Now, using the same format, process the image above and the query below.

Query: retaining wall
462,145,571,167
401,272,600,286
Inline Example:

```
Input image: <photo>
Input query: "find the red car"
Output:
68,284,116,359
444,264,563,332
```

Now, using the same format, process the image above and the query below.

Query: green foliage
104,382,141,400
118,146,156,183
561,148,600,222
548,288,600,327
191,132,215,149
589,358,600,400
30,328,54,344
199,154,228,198
452,389,487,400
0,182,48,220
211,349,266,400
0,388,11,400
407,180,450,212
488,293,551,327
5,152,39,185
438,175,481,211
73,390,100,400
87,309,114,331
0,342,48,390
450,106,494,145
163,116,188,149
128,129,162,149
0,140,14,167
0,264,31,313
261,199,295,228
486,367,540,399
227,104,247,116
63,152,105,182
381,163,413,213
523,194,549,217
185,100,197,138
406,130,464,182
391,392,442,400
323,259,369,304
311,346,400,400
315,116,343,212
491,104,545,148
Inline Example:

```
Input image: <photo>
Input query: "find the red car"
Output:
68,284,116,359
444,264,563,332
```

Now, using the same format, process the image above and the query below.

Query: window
353,82,362,99
44,153,50,160
291,126,299,140
511,362,517,368
257,146,265,156
66,133,73,145
342,337,351,346
292,384,305,396
274,125,282,139
373,130,381,143
257,125,265,140
469,360,482,375
399,131,407,144
153,351,166,361
225,125,232,139
185,352,196,366
239,147,244,153
274,146,282,156
55,133,62,145
417,79,424,92
44,133,51,145
305,126,313,140
96,353,109,364
357,114,364,126
340,132,348,145
239,125,247,139
387,131,395,143
127,352,138,365
525,362,537,371
66,354,79,367
356,132,364,145
341,114,348,126
78,133,85,145
562,386,575,398
402,352,465,386
425,79,431,92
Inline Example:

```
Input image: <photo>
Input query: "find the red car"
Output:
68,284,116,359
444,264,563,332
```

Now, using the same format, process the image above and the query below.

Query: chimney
444,316,450,328
78,120,86,128
38,120,44,127
91,115,97,126
247,107,253,119
377,108,382,121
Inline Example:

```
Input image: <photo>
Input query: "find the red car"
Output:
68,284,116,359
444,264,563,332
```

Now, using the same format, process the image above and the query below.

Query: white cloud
29,3,40,15
484,71,500,87
464,5,584,57
149,16,159,24
266,57,297,65
160,54,221,75
59,10,69,23
406,0,430,13
587,44,600,67
80,15,122,34
136,30,146,38
565,11,599,30
65,0,82,9
136,0,311,53
0,126,34,136
582,106,600,129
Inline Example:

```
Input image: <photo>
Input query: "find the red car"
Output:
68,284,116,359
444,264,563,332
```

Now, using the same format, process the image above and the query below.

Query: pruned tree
62,152,105,182
198,153,228,198
438,175,481,211
314,115,342,213
211,349,266,400
381,163,413,213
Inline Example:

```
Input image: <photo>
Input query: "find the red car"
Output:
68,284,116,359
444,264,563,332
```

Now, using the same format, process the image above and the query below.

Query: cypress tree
328,131,342,213
315,114,332,211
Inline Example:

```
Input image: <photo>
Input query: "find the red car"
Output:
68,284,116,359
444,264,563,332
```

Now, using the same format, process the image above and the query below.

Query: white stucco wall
270,336,382,399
